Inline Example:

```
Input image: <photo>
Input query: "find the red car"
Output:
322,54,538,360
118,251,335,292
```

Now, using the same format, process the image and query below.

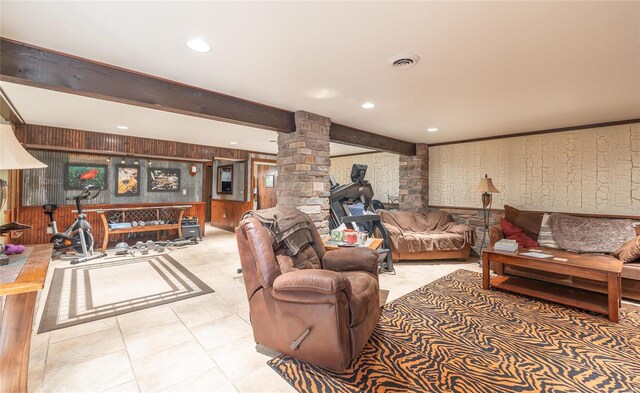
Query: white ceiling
0,82,371,156
1,1,639,145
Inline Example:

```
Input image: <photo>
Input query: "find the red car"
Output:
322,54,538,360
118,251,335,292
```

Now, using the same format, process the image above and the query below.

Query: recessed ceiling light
361,102,375,109
186,38,211,53
116,125,128,130
427,128,438,132
230,141,238,145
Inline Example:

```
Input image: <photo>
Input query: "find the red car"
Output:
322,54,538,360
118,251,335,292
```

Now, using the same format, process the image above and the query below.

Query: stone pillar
399,143,429,211
276,111,331,234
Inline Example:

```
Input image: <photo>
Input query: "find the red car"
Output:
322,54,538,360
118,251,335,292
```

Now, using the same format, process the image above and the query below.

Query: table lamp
476,174,500,255
0,123,47,262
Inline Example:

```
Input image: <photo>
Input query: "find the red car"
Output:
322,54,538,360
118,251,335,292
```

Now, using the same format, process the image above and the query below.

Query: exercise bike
43,185,107,264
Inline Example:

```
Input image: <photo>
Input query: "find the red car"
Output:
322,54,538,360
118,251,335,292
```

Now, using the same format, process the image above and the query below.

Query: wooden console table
97,205,190,252
0,244,53,393
482,247,623,323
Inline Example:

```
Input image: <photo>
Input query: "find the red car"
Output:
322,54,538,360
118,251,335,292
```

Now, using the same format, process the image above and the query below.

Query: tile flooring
28,226,482,393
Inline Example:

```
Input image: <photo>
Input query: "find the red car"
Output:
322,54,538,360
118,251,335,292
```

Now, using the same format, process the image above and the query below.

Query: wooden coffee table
482,247,623,322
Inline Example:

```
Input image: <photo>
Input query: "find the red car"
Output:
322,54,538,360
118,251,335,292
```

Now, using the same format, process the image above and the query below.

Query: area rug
269,269,640,393
38,254,214,333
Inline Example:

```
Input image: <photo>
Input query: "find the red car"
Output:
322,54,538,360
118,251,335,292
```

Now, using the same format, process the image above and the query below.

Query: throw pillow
500,219,539,248
504,205,544,241
613,236,640,263
549,213,636,254
537,213,560,249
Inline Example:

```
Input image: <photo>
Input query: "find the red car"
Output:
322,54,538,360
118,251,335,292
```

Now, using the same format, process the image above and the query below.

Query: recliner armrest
322,247,378,275
271,269,351,303
489,225,504,247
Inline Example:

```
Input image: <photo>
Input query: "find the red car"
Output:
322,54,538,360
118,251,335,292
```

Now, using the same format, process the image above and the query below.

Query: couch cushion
504,205,544,241
614,235,640,263
399,231,466,254
343,271,379,327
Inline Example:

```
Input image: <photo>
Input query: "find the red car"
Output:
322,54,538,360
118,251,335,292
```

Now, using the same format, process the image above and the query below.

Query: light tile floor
28,226,482,393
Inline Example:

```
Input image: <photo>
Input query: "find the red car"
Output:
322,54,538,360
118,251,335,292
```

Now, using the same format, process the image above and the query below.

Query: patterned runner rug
38,254,213,333
269,269,640,393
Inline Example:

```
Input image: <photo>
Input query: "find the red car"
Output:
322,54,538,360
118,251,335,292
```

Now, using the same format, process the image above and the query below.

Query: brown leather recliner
235,216,381,371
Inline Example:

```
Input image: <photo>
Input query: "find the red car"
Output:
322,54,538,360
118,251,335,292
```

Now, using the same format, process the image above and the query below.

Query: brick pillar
399,143,429,211
276,111,331,234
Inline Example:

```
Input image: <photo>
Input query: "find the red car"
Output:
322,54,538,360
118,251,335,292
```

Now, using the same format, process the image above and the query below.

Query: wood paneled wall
16,125,251,160
11,202,205,247
210,200,252,230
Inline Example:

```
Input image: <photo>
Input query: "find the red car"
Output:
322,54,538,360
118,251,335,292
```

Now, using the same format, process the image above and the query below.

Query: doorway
253,160,277,209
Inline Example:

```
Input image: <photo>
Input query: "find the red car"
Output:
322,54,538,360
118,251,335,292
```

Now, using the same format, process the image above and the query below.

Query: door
255,163,277,209
203,163,213,221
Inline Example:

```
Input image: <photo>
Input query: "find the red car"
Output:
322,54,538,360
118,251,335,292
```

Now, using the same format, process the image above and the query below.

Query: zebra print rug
268,269,640,393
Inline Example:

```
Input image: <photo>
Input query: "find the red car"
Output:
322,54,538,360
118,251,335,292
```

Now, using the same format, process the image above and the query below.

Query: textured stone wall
330,152,400,203
429,123,640,215
276,111,331,234
399,143,429,211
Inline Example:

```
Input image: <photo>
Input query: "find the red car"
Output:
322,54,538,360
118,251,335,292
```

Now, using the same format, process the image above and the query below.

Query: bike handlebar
66,185,101,201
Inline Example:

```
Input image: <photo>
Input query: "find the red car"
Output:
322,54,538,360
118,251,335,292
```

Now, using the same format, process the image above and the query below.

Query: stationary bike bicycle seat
42,204,59,213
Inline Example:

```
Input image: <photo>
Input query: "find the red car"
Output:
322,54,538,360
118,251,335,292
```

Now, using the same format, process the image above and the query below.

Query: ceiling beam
330,123,416,156
0,38,296,133
0,38,418,155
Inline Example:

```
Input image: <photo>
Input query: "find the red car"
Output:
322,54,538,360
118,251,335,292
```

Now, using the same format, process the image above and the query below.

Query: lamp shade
476,174,500,193
0,124,47,170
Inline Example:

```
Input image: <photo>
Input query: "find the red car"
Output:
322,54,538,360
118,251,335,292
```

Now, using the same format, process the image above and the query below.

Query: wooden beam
330,123,416,155
0,38,296,133
0,38,418,154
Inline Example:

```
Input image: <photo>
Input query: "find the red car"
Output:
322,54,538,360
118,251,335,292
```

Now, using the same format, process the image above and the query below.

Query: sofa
490,205,640,301
235,212,381,371
378,209,476,262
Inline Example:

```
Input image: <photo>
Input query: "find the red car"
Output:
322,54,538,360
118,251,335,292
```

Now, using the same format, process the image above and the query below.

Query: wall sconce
120,158,126,165
134,159,139,165
189,163,199,177
148,160,152,166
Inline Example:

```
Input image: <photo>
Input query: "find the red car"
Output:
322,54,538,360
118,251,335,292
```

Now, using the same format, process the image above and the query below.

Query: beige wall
429,123,640,215
330,152,400,203
0,169,6,225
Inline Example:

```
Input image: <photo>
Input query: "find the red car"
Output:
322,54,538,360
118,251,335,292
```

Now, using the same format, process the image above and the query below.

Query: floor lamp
0,123,48,263
476,174,500,262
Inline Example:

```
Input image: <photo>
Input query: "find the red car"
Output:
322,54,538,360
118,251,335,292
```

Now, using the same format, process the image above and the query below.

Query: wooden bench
97,205,190,252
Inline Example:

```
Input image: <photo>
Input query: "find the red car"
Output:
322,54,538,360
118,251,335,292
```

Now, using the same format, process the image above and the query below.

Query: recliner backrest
236,218,281,297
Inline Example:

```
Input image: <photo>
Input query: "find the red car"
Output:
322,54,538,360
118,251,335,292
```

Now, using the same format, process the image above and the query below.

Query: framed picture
217,165,233,194
115,165,140,196
148,168,181,192
64,163,108,190
265,175,274,188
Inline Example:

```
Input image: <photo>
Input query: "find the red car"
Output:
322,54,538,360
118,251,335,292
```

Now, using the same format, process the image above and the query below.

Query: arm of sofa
271,269,351,304
322,247,378,275
446,223,477,245
489,225,504,247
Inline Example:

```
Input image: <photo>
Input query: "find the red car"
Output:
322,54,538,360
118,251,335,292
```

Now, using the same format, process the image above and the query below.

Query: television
350,164,368,183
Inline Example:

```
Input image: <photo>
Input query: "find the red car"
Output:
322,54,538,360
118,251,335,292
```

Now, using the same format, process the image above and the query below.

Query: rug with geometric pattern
38,254,213,333
269,269,640,393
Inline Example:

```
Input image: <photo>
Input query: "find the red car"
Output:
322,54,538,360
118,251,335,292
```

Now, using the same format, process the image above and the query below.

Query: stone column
276,111,331,234
399,143,429,211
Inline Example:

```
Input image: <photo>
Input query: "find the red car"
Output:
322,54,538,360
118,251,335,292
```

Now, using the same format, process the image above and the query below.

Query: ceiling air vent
388,54,420,69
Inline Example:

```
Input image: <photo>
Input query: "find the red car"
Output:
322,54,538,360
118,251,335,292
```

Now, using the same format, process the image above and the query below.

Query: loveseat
490,205,640,301
378,210,476,262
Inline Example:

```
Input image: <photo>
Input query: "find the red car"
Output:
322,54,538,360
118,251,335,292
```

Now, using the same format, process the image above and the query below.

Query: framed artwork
265,175,274,188
148,168,181,192
217,165,233,194
64,163,108,190
115,165,140,196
